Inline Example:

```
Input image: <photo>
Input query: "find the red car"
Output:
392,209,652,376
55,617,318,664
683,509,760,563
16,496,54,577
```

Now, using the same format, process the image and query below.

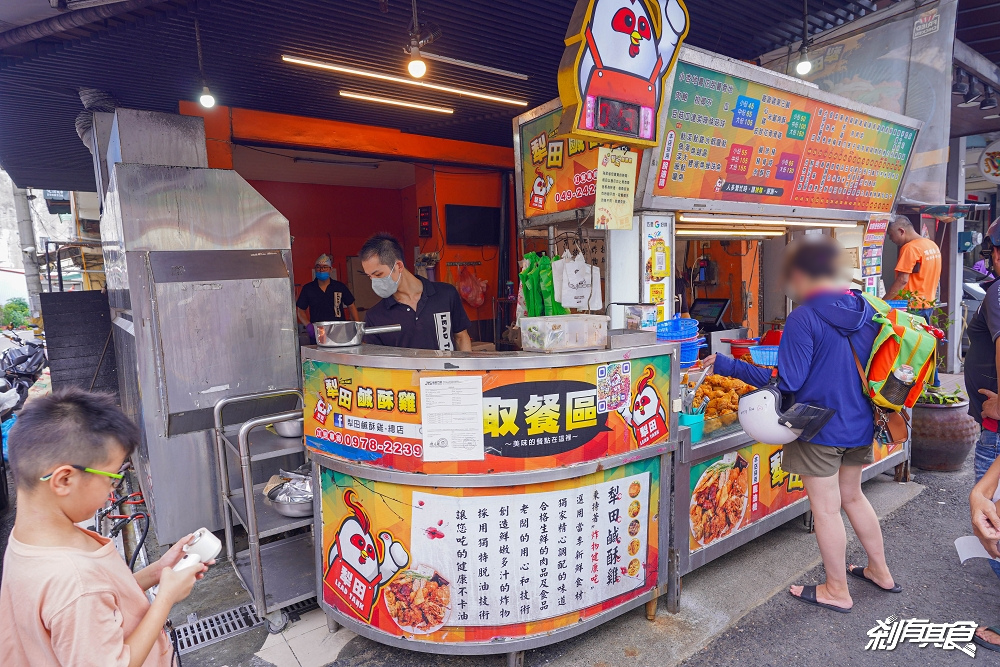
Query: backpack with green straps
856,293,938,411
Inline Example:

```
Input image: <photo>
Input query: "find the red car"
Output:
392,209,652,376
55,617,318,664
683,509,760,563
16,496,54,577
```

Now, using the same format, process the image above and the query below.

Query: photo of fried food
384,569,451,634
628,500,641,518
689,457,749,547
629,481,641,498
628,538,641,556
628,519,640,537
627,558,641,577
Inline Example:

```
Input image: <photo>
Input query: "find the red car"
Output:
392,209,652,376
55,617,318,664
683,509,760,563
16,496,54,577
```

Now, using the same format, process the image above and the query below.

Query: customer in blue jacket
705,235,900,613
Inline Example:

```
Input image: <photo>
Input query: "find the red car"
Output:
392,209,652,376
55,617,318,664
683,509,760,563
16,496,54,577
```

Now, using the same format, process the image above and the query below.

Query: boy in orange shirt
0,389,211,666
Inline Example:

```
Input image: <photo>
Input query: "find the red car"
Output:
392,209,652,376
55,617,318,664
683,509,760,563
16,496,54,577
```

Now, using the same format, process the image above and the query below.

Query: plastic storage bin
520,315,610,352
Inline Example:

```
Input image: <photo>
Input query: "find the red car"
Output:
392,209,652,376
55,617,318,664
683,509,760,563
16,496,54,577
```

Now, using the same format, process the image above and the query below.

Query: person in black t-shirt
359,233,472,351
296,254,358,325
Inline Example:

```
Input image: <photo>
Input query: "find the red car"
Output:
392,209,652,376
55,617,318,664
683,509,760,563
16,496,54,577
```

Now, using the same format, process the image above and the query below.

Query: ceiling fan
402,0,529,81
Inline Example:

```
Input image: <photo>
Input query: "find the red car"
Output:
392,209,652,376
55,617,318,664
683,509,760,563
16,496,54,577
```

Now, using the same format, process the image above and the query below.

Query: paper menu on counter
420,375,485,461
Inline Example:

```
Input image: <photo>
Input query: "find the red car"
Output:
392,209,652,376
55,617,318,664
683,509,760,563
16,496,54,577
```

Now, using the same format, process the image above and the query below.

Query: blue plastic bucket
657,316,699,341
679,337,707,365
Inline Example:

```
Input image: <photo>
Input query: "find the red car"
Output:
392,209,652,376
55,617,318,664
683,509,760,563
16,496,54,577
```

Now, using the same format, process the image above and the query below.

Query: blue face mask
315,271,330,281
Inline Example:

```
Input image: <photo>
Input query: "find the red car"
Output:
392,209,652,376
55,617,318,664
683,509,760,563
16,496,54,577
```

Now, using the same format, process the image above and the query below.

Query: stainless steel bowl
269,497,313,518
273,418,303,438
314,321,402,347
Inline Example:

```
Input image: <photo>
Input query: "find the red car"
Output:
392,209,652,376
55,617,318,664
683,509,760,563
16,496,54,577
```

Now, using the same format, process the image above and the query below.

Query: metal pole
11,186,43,319
56,246,64,292
44,242,52,293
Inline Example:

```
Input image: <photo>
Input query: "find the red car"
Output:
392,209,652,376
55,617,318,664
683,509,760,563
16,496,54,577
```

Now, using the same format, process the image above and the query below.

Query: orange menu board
652,61,916,213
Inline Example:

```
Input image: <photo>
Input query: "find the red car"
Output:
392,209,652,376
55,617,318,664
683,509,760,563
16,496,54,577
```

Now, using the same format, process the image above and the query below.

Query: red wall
248,180,406,289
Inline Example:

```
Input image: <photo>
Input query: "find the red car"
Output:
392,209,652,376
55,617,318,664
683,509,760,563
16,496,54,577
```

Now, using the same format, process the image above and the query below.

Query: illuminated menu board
652,62,916,214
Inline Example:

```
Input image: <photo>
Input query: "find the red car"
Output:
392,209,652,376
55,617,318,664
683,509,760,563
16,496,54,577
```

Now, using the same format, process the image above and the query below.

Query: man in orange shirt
887,216,942,314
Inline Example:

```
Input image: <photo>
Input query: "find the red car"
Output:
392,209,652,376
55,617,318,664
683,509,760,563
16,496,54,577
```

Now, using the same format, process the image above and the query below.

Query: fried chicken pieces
689,463,748,545
693,375,755,433
385,572,451,631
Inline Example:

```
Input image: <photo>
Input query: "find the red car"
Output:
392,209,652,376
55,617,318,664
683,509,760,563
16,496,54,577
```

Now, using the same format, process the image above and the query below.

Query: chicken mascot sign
558,0,688,147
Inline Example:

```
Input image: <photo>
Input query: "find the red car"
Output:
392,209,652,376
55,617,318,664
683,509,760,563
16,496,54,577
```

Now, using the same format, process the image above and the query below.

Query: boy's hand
157,533,195,572
147,533,211,585
157,562,205,605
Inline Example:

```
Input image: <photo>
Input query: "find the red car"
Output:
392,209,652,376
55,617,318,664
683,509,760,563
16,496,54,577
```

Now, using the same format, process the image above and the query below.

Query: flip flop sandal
974,626,1000,653
847,565,902,593
789,585,852,613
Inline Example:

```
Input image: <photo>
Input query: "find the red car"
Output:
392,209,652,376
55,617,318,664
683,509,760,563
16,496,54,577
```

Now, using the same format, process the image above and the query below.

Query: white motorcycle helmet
738,382,835,445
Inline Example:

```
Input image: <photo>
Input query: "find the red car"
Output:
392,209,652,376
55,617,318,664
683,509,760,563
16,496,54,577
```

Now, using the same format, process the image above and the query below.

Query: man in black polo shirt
965,217,1000,585
296,253,357,325
360,233,472,351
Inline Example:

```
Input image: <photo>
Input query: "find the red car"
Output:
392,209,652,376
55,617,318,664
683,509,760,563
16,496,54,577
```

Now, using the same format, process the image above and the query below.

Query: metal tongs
682,363,714,414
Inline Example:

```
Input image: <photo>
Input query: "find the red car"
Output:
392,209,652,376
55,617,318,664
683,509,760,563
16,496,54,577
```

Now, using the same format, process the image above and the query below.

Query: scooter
1,329,47,411
0,378,22,513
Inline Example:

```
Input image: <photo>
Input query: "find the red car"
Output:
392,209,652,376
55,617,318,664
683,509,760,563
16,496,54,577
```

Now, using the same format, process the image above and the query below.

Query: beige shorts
781,440,874,478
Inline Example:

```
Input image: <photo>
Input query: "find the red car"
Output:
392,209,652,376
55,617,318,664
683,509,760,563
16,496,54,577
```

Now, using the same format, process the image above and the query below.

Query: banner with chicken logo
303,353,673,474
558,0,689,147
319,456,661,642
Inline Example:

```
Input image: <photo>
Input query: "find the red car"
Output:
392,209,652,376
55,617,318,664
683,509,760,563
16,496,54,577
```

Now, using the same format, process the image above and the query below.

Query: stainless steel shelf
226,486,313,538
221,427,304,462
235,533,315,613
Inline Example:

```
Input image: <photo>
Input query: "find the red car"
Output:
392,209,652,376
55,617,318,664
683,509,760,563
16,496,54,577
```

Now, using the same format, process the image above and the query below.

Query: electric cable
128,513,149,572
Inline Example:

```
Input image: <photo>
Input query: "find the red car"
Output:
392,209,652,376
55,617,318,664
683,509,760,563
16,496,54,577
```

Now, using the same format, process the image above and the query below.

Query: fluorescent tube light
676,229,783,237
339,91,453,114
283,55,527,106
678,214,857,229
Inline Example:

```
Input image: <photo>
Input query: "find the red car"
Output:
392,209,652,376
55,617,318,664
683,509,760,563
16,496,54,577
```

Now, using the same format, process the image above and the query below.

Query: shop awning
0,0,902,192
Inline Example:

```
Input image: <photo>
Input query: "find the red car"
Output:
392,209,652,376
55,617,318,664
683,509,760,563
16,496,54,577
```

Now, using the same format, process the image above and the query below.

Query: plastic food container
520,315,610,352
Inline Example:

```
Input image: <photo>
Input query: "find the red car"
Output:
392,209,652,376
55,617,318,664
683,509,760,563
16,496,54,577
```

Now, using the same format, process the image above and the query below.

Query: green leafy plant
916,385,965,405
1,298,29,328
895,289,953,330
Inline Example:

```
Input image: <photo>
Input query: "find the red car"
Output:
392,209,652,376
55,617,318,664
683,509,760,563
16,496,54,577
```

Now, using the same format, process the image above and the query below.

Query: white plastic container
520,315,610,352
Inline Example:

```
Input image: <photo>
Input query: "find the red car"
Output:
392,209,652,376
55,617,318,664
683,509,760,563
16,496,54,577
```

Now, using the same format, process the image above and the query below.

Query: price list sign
862,214,891,278
653,61,917,214
319,457,661,643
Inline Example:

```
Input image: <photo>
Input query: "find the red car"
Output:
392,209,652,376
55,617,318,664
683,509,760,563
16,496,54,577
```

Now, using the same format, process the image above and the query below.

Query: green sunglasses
40,463,127,483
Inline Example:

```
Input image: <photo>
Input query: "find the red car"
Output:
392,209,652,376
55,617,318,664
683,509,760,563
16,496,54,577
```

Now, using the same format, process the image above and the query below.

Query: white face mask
371,263,401,298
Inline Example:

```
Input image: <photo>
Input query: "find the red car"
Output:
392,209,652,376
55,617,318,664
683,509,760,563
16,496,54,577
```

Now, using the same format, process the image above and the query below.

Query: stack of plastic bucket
656,316,705,369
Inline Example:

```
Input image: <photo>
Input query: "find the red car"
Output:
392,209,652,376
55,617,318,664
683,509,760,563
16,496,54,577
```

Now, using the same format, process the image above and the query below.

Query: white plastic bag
588,262,603,311
560,254,592,309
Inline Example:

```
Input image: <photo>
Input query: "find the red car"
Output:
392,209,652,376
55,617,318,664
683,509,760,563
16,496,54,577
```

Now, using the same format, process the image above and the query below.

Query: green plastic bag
519,253,543,317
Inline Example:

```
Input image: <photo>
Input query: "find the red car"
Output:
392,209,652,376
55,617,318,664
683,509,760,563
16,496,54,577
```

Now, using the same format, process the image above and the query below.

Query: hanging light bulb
795,0,811,77
408,46,427,78
194,20,217,108
199,85,216,108
795,45,812,76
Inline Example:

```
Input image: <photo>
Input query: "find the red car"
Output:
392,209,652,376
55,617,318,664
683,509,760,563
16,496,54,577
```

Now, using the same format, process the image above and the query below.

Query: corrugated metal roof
0,0,899,190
